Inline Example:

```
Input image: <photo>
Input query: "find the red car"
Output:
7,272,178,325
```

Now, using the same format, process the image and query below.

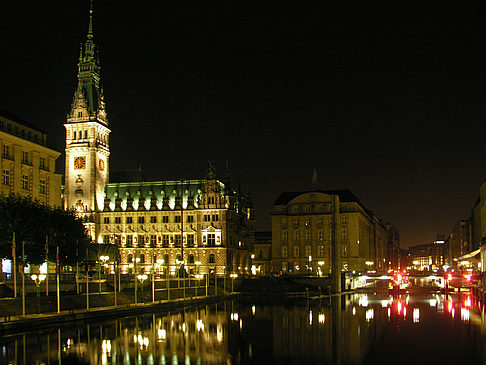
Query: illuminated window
281,231,288,243
207,234,216,246
318,230,323,241
21,175,29,190
39,179,46,194
2,170,9,185
294,246,300,258
22,151,29,164
318,245,324,257
2,145,10,158
293,217,299,227
342,245,348,257
187,234,194,246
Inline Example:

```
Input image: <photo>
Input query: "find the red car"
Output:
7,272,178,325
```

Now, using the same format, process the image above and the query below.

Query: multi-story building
63,5,254,277
0,109,62,207
253,231,272,275
271,190,391,276
407,239,445,272
446,218,471,264
386,223,400,271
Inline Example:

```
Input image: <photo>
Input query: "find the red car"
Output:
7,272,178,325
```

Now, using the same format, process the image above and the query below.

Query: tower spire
87,0,94,40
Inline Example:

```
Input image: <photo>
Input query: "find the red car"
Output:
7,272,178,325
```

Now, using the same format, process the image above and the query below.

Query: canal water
1,291,486,364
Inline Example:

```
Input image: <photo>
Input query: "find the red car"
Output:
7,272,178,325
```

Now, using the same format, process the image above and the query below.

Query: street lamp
137,274,148,303
100,255,109,274
230,273,238,293
31,274,46,313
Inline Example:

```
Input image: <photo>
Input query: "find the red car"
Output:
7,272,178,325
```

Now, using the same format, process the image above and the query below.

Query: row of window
281,216,348,228
1,170,47,194
126,253,216,265
71,128,108,144
103,233,219,247
2,146,48,169
281,245,349,258
103,214,219,225
281,227,348,242
0,121,42,144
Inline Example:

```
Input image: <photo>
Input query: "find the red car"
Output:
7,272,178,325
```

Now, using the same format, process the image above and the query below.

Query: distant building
386,223,400,271
271,190,394,275
0,109,62,207
407,239,445,272
253,231,272,275
62,6,255,277
446,218,471,264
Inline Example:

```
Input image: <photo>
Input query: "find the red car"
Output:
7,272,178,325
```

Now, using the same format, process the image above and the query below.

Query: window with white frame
21,175,29,190
282,246,288,258
2,170,9,185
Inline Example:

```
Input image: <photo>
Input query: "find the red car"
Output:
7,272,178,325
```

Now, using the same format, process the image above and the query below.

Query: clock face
74,156,86,169
99,159,105,171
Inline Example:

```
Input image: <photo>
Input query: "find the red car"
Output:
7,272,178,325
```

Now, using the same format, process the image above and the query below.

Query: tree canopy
0,195,91,266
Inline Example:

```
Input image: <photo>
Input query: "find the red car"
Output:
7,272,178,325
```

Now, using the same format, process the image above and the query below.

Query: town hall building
63,7,255,278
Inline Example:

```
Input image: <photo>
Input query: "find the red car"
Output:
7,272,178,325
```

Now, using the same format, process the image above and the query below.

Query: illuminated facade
64,6,254,276
64,7,110,214
0,109,62,207
271,190,390,275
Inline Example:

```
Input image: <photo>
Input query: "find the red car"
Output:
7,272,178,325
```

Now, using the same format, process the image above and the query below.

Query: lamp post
31,274,46,313
137,274,148,303
230,273,238,293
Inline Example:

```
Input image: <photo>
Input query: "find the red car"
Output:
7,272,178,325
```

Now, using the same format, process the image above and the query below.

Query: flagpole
22,241,25,316
12,232,16,298
56,246,60,313
45,236,49,296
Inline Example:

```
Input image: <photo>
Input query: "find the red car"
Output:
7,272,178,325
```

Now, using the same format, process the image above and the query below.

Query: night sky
2,0,486,247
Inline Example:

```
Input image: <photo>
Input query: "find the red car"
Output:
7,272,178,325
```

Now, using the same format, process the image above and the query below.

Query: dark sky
2,0,486,247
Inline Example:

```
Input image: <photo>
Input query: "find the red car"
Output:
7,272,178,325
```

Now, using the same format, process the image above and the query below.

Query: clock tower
64,4,110,214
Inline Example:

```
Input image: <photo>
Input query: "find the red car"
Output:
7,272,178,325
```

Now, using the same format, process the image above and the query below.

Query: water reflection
1,291,486,364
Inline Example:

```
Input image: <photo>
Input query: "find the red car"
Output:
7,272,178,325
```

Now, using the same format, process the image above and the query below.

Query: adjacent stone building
271,190,392,276
0,109,62,207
